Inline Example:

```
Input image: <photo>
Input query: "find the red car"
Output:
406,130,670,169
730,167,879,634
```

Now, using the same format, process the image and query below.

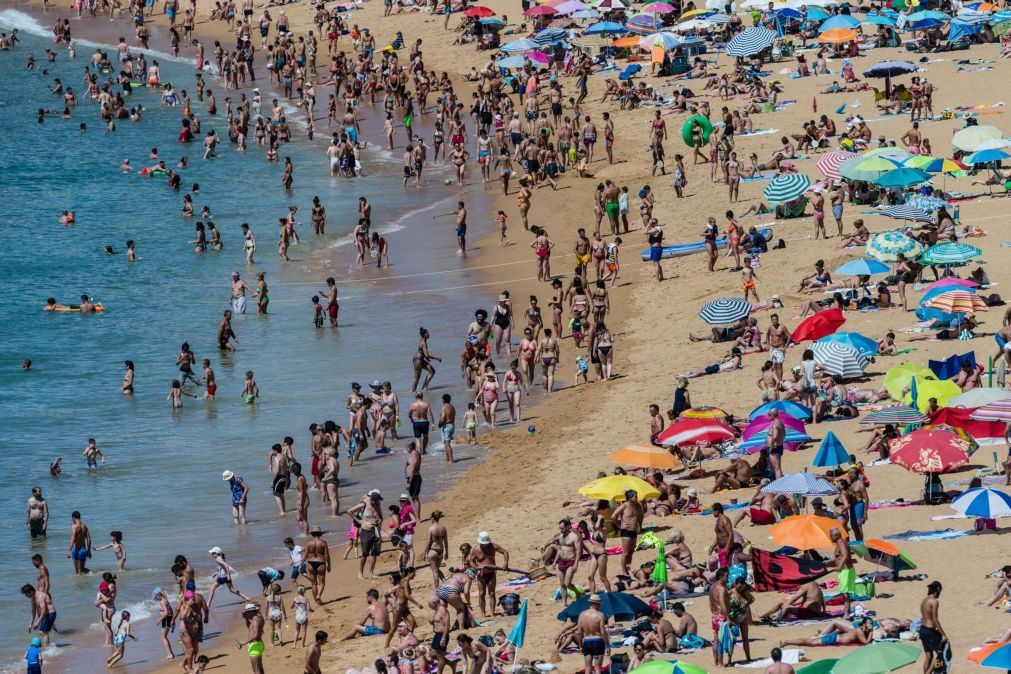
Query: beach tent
927,351,976,380
812,431,850,467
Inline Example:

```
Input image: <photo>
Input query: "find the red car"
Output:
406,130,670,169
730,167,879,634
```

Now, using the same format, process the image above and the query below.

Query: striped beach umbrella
811,342,869,379
951,487,1011,519
638,31,685,48
554,0,589,13
835,258,890,276
499,38,539,52
970,399,1011,422
920,242,982,265
880,204,935,223
763,174,811,204
639,1,676,12
906,156,967,174
923,278,978,293
594,0,630,8
866,230,924,262
726,26,777,56
656,418,736,446
816,151,859,180
698,297,751,324
860,405,930,426
817,331,878,357
762,472,839,496
922,290,988,315
739,428,812,450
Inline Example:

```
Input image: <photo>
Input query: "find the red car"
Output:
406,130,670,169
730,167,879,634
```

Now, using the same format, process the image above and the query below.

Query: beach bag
610,653,631,674
854,580,875,598
499,593,521,616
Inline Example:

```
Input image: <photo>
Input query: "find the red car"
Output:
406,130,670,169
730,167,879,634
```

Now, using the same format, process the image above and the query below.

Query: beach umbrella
860,405,929,426
797,661,840,674
610,443,681,469
904,378,962,412
657,418,737,447
464,4,496,16
571,8,602,17
921,242,982,265
499,37,539,52
817,150,859,180
629,661,709,674
819,27,858,42
806,7,832,20
970,399,1011,422
951,125,1003,152
698,297,752,324
949,387,1011,407
679,7,715,19
507,598,529,647
966,148,1011,165
863,60,917,78
865,147,915,162
651,540,668,585
639,1,676,12
922,290,988,315
834,258,890,277
770,514,847,550
850,539,917,573
830,642,920,674
762,472,839,496
817,331,878,357
706,11,731,23
585,20,628,33
952,487,1011,519
880,204,935,223
889,428,971,473
739,428,812,451
875,167,932,188
856,156,905,172
726,26,777,56
750,400,813,421
554,0,588,12
922,277,977,293
811,342,869,379
594,0,630,8
995,19,1011,35
764,174,812,204
973,137,1011,151
525,5,557,16
883,364,934,399
480,17,506,26
557,591,651,622
866,230,923,262
682,406,729,421
791,308,845,342
639,31,686,48
921,283,977,304
743,413,807,439
578,475,659,501
498,55,537,68
838,156,890,182
813,431,850,467
675,18,716,31
820,14,860,30
907,156,967,174
611,35,643,46
973,642,1011,669
862,14,897,25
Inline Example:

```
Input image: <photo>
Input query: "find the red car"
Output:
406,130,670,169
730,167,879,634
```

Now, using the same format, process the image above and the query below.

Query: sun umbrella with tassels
889,428,971,473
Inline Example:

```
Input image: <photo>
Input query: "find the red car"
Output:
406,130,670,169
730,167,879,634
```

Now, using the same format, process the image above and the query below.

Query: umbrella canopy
922,290,988,315
839,155,892,181
749,400,813,421
813,431,851,467
464,4,496,16
764,174,812,203
507,598,529,647
629,661,709,674
817,150,860,180
656,418,737,447
907,194,951,212
875,167,932,188
922,277,978,293
863,60,918,78
739,428,812,451
830,642,920,674
856,156,905,172
557,591,651,622
921,242,982,265
850,539,917,572
555,0,588,12
819,27,858,42
498,54,541,68
952,487,1011,518
572,8,602,17
975,642,1011,669
639,31,686,48
970,399,1011,422
770,514,847,549
743,413,807,439
905,155,967,174
862,14,897,26
866,230,924,262
860,405,930,426
889,428,971,473
951,124,1003,152
797,661,839,674
480,17,506,25
698,297,752,324
682,405,729,420
726,26,778,56
904,378,962,412
948,387,1011,407
883,364,935,400
499,37,539,52
594,0,630,8
762,472,839,496
834,258,891,276
810,342,869,379
817,331,878,357
525,5,557,15
610,444,681,469
680,7,715,19
585,20,628,33
578,475,659,501
820,14,860,30
611,35,643,46
880,204,935,223
791,308,845,342
865,147,915,162
675,18,716,31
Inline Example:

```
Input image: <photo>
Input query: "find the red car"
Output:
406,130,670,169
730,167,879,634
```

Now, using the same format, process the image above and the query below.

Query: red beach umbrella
465,5,496,16
889,428,971,474
524,5,558,15
790,308,845,342
656,418,736,447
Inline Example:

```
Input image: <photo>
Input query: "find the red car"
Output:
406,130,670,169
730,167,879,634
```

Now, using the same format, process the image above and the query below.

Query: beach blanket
740,128,778,137
869,499,919,510
944,474,1006,487
751,548,831,592
734,649,804,668
883,528,972,542
742,174,775,182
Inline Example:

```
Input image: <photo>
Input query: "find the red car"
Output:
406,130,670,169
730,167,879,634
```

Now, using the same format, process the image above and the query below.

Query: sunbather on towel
779,617,874,648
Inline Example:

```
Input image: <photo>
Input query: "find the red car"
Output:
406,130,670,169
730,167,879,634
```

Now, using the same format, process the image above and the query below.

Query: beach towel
751,548,831,592
869,499,919,509
741,128,778,137
734,649,804,667
883,528,972,542
742,174,775,182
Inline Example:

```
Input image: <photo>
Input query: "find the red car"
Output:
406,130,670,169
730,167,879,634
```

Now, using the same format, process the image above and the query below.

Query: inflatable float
681,115,713,147
640,228,773,261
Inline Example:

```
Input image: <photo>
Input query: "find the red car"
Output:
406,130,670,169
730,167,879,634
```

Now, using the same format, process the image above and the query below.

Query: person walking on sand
919,582,947,674
305,525,331,605
304,630,328,674
237,603,266,674
577,594,609,674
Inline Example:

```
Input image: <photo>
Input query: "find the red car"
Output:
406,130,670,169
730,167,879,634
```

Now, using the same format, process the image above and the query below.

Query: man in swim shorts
830,527,855,617
26,487,48,539
21,584,57,647
239,603,265,674
409,393,434,452
341,588,391,640
577,594,609,674
67,510,91,575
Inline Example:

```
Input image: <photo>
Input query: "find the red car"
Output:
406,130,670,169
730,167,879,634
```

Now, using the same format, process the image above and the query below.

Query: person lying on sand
683,348,743,379
758,580,826,623
779,618,874,648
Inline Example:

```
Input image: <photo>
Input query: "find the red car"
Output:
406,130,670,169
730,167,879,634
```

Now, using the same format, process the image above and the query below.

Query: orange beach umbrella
610,443,682,469
770,514,848,550
819,28,858,43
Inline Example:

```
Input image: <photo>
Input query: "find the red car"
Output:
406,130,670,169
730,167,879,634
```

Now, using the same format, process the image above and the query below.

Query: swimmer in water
120,158,132,171
58,210,75,225
50,457,63,477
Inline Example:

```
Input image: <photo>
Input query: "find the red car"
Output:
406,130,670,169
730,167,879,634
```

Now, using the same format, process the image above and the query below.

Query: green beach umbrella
797,660,839,674
830,642,920,674
629,661,709,674
651,540,668,585
855,156,904,172
994,19,1011,35
875,167,932,188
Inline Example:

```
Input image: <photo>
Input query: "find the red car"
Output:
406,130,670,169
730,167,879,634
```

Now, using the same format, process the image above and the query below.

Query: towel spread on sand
734,649,804,667
883,528,972,542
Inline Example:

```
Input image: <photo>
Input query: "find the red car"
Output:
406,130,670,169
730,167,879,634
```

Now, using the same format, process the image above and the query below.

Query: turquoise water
0,11,495,671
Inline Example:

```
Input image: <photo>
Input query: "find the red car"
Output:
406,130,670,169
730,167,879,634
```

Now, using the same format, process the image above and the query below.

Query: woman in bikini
592,321,615,381
423,510,448,587
525,295,543,340
531,228,554,282
517,328,538,389
478,368,500,427
590,280,610,324
537,329,561,393
590,232,607,281
517,178,532,230
549,279,564,338
412,327,441,392
381,382,400,441
585,514,612,593
435,569,473,630
504,359,525,424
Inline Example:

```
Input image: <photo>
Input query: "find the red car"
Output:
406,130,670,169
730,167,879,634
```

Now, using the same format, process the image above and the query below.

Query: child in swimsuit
463,404,478,445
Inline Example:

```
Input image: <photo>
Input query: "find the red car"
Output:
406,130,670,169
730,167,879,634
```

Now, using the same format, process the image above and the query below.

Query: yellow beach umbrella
903,379,962,412
679,8,712,20
578,475,660,501
610,444,682,469
682,406,729,420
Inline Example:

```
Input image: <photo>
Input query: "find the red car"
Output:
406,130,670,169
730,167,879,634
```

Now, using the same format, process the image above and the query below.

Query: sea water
0,11,497,671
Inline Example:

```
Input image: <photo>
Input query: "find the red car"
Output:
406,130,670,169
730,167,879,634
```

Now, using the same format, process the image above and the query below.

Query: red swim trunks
749,508,775,525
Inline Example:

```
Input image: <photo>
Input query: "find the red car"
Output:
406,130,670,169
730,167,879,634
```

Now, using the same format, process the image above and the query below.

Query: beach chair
976,451,1002,478
618,64,642,81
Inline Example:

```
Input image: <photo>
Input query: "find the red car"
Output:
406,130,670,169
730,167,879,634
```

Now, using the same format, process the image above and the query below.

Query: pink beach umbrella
640,1,676,12
816,150,859,181
527,50,552,63
555,0,589,13
921,277,979,293
742,413,807,439
524,5,557,15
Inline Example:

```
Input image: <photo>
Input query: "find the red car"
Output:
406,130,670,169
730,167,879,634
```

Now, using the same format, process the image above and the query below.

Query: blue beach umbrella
905,17,946,29
806,7,832,21
817,331,878,357
585,20,629,34
499,38,538,52
875,167,931,188
978,642,1011,669
863,60,917,78
880,204,935,223
813,431,850,467
920,242,982,265
764,173,811,203
557,591,651,622
951,487,1011,519
726,26,777,56
820,14,860,30
507,598,529,647
740,429,812,450
866,230,924,262
835,258,890,276
571,9,602,18
862,14,897,26
906,194,949,211
762,472,839,496
965,148,1011,165
750,400,813,421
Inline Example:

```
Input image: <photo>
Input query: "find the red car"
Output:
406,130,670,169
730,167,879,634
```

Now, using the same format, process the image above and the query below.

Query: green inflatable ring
681,115,713,147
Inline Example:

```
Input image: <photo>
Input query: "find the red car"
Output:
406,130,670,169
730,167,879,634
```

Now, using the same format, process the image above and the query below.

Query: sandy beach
8,0,1011,672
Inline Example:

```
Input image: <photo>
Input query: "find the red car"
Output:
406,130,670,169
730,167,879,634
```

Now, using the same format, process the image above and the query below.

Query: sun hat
151,587,164,600
588,594,602,603
477,531,492,544
222,470,235,481
310,525,323,535
208,546,223,555
687,488,698,497
400,494,410,501
243,603,259,613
